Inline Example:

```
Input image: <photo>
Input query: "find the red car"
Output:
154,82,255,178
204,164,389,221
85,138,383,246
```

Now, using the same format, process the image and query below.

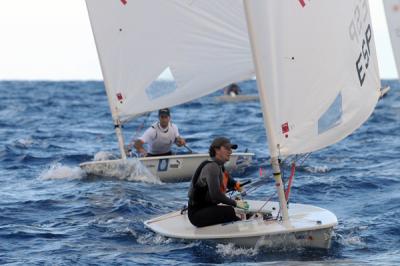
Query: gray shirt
188,159,236,207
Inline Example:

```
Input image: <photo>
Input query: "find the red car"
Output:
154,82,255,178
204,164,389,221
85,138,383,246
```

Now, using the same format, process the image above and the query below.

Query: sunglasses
221,145,232,150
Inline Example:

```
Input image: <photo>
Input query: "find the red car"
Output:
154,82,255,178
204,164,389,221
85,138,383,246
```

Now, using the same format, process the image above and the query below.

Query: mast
84,1,126,160
102,84,127,160
243,1,289,221
114,119,127,160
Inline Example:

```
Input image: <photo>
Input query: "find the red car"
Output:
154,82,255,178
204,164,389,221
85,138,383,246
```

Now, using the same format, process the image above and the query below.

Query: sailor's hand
138,148,147,157
234,182,243,192
235,200,249,210
175,137,186,146
124,144,132,156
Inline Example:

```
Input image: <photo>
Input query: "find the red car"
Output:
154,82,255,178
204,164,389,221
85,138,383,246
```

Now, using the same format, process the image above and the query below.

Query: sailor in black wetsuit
224,83,241,96
187,137,249,227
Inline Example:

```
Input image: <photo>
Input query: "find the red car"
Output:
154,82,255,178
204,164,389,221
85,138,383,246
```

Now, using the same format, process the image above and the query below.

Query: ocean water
0,80,399,265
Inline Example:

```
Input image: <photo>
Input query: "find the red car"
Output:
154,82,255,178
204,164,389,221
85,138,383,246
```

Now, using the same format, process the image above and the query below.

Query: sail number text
349,0,372,86
355,24,372,86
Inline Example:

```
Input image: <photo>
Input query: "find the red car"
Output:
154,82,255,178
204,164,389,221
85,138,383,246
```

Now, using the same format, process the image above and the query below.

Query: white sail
86,0,380,157
85,0,253,122
383,0,400,77
244,0,381,157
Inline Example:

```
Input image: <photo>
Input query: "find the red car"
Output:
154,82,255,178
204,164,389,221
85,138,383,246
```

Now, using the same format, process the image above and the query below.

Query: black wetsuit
187,159,240,227
146,151,172,157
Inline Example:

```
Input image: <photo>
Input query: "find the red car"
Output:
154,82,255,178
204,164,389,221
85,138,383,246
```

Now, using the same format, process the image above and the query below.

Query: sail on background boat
383,0,400,78
84,0,255,170
85,0,253,123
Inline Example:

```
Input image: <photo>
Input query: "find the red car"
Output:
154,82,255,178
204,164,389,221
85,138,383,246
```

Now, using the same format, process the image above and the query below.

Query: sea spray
39,162,84,180
91,151,162,184
216,243,258,257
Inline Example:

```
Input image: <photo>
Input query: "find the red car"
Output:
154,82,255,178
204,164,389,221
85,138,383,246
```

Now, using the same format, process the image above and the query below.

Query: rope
256,191,277,213
252,153,311,219
284,162,296,201
125,112,152,157
230,152,312,220
131,112,151,142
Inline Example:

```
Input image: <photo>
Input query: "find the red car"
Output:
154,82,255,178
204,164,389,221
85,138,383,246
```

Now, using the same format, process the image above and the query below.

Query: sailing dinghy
216,83,258,102
81,0,255,181
80,152,253,182
144,0,381,248
215,94,258,103
85,0,380,249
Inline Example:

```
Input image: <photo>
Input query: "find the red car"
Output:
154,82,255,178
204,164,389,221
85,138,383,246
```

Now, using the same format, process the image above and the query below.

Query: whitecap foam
125,172,162,184
94,216,128,225
15,137,34,148
39,163,84,180
340,235,366,247
137,232,173,245
334,231,367,247
216,243,258,257
304,165,330,173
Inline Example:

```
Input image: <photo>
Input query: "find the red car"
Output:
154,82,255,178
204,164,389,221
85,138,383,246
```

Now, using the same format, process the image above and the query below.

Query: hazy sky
0,0,397,80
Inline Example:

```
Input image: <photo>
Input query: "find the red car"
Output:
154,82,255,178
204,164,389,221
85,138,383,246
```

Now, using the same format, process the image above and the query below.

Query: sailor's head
158,108,171,127
227,83,240,95
209,137,238,161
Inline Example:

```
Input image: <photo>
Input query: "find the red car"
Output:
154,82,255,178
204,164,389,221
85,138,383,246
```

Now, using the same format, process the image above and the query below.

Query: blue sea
0,80,399,265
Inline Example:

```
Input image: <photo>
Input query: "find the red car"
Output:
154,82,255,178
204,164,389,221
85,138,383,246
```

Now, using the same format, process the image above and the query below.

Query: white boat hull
80,152,254,182
144,200,337,249
215,95,258,102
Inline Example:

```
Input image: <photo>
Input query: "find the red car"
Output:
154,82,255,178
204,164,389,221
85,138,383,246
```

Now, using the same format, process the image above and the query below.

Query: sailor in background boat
224,83,241,97
133,108,186,157
187,137,249,227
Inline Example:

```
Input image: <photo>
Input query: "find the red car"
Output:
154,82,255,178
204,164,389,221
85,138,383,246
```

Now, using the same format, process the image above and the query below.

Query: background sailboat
216,83,259,102
81,0,254,182
144,0,381,249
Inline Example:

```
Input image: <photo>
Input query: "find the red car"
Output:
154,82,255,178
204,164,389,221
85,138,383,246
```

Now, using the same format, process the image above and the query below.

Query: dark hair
208,137,237,157
209,146,216,157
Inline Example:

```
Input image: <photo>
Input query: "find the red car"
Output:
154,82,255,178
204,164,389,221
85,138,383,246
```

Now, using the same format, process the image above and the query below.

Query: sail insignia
116,93,124,103
145,67,177,101
318,93,343,135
